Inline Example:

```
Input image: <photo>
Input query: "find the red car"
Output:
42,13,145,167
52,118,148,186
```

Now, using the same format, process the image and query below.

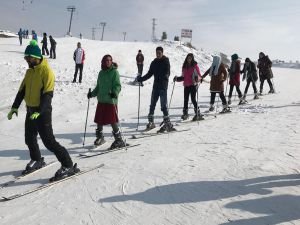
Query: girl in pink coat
174,53,203,121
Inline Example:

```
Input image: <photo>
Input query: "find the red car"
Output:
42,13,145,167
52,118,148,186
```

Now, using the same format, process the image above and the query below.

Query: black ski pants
260,78,273,93
228,84,242,99
50,45,56,59
183,85,198,112
210,92,227,105
42,44,49,55
73,64,83,83
244,79,257,95
137,64,143,75
25,109,73,168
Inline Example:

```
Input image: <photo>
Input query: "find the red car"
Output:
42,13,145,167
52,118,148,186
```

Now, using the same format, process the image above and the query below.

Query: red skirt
94,103,119,125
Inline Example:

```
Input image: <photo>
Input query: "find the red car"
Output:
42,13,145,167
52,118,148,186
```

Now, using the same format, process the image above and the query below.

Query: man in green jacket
7,40,79,181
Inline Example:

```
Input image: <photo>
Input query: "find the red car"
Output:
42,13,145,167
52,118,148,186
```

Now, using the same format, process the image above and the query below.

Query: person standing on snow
136,49,144,75
240,57,259,102
41,33,49,56
201,55,229,113
72,42,85,83
7,40,79,181
31,30,37,42
49,35,56,59
227,53,243,105
136,46,175,133
87,54,126,149
173,53,203,121
257,52,274,94
18,28,23,45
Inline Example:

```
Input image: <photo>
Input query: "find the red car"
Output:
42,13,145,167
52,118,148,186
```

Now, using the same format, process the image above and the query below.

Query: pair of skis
0,164,105,202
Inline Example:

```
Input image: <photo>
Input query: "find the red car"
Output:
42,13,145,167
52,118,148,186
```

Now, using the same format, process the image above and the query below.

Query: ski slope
0,37,300,225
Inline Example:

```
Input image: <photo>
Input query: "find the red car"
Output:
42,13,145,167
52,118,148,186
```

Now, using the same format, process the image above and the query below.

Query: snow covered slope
0,37,300,225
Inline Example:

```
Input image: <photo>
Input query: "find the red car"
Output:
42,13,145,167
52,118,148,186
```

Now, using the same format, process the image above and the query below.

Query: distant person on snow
31,30,37,42
49,35,56,59
201,55,229,113
7,40,79,181
41,33,49,56
257,52,274,94
227,53,243,105
136,49,144,75
18,28,22,45
73,42,85,83
240,57,259,101
87,54,126,149
173,53,203,121
136,46,175,132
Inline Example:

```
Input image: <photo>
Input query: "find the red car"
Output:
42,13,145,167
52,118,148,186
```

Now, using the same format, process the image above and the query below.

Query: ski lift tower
67,6,76,36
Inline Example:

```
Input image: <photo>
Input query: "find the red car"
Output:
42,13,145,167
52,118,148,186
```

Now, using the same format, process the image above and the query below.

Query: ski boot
94,128,105,146
22,157,46,175
238,96,247,105
158,117,176,133
192,107,204,121
220,105,231,113
145,114,156,131
253,93,259,99
209,104,215,112
50,163,80,182
181,109,189,120
145,122,155,131
110,129,126,149
259,89,263,96
268,89,275,94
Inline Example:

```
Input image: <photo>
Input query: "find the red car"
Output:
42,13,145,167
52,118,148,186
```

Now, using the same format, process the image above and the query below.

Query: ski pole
136,82,141,131
196,83,200,124
168,81,176,110
83,88,91,147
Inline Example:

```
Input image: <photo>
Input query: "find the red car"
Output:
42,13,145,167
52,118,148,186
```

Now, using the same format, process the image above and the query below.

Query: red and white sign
181,29,192,38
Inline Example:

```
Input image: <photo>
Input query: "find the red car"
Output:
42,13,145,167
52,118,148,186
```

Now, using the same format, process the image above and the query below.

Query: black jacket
140,56,170,90
241,61,258,82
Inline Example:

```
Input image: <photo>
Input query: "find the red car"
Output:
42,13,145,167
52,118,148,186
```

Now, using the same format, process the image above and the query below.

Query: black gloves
87,90,92,99
110,92,117,99
173,76,177,82
136,75,142,82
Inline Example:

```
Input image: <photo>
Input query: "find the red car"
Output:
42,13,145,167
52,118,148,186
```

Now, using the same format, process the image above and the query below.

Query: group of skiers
7,40,275,181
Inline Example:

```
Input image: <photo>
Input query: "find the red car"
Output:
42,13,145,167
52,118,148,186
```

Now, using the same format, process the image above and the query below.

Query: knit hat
231,53,239,61
24,40,42,59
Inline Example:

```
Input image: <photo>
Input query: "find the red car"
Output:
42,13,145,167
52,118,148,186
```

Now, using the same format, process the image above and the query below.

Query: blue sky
1,0,299,61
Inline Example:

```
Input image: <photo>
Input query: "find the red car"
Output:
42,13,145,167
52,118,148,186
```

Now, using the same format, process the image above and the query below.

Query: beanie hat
231,53,239,61
245,57,250,62
24,40,42,59
156,46,163,52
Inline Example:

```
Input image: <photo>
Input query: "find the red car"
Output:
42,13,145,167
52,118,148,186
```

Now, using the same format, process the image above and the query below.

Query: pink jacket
181,64,201,87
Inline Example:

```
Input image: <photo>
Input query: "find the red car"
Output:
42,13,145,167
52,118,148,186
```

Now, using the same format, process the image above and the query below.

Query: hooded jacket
12,59,54,113
91,65,121,104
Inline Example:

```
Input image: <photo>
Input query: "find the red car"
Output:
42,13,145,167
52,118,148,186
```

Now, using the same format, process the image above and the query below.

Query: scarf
209,56,221,76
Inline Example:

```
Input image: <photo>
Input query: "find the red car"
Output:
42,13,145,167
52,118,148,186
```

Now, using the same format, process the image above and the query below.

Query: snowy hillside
0,37,300,225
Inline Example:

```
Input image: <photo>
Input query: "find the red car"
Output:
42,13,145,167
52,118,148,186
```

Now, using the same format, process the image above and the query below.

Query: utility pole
123,32,127,41
67,6,76,36
91,27,96,40
100,22,106,41
151,18,157,42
